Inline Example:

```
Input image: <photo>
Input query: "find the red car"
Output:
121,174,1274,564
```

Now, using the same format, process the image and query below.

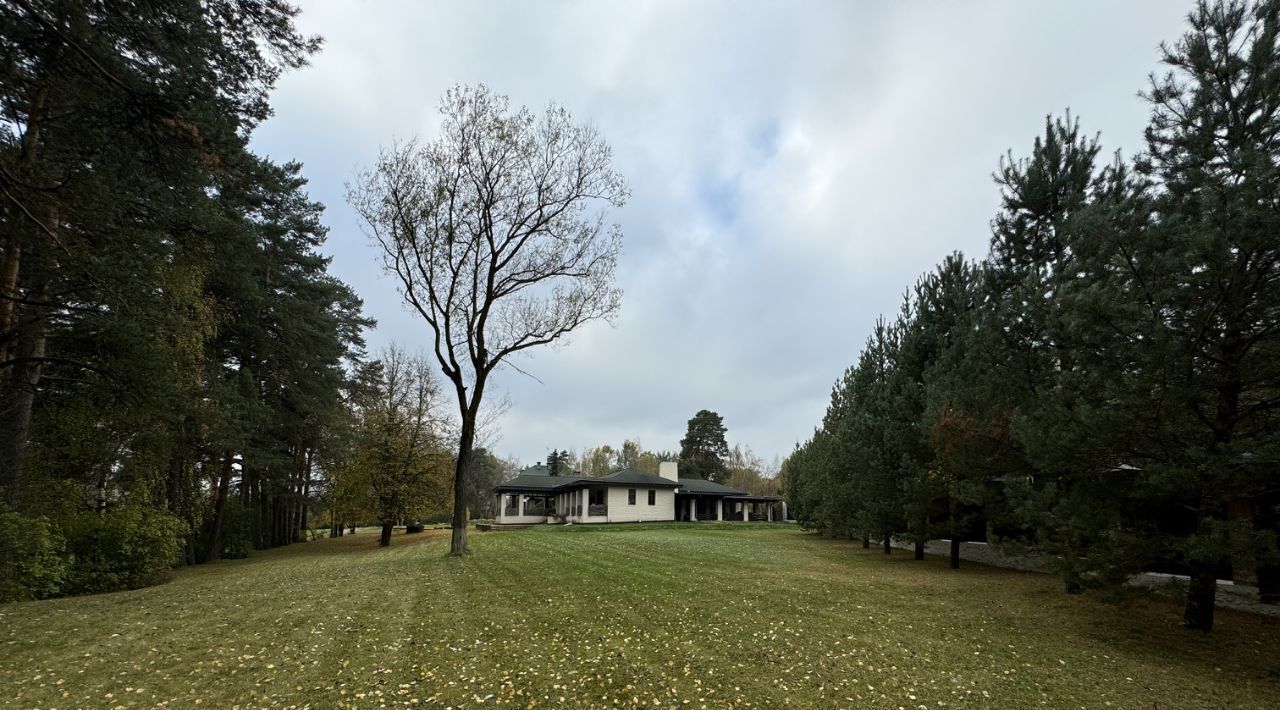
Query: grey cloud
252,0,1193,464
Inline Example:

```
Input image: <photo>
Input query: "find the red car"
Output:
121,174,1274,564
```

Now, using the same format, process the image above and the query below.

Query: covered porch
673,493,787,522
494,491,556,525
674,494,727,521
722,495,786,522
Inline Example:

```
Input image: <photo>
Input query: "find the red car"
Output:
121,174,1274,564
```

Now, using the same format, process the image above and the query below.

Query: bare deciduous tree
348,84,627,554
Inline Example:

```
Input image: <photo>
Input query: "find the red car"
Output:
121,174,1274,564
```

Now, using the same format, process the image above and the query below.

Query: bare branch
346,85,627,553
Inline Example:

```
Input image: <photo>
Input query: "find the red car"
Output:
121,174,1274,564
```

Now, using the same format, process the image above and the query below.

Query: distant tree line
542,441,677,478
785,0,1280,632
542,409,782,495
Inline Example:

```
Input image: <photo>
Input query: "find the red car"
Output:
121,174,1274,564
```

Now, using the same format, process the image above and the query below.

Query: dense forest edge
0,0,390,601
783,0,1280,632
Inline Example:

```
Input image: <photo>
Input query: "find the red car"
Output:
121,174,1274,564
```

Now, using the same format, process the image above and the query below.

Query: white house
492,461,786,525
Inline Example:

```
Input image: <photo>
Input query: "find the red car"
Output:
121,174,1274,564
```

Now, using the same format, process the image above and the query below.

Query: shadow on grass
807,533,1280,688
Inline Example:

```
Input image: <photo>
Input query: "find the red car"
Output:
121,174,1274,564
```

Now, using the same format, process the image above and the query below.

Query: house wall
603,485,675,523
499,486,677,525
497,512,550,525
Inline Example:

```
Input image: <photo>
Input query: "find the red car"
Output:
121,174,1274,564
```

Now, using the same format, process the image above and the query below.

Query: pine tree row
785,0,1280,632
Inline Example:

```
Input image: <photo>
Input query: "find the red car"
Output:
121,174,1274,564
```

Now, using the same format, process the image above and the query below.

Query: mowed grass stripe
1,525,1278,708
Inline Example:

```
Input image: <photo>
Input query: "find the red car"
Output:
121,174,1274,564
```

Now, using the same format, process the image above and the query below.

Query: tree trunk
380,522,393,547
449,412,477,555
0,239,20,362
204,453,234,562
882,533,891,554
299,449,312,541
259,481,271,548
913,513,927,559
1184,561,1217,632
948,502,960,569
298,492,308,541
277,496,288,547
1226,496,1257,585
166,445,199,566
0,295,46,505
1256,564,1280,605
239,465,252,505
1256,492,1280,604
0,86,50,507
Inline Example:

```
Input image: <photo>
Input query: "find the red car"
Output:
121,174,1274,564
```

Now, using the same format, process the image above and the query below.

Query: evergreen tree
0,0,320,502
981,114,1125,595
895,255,987,566
0,1,369,576
679,410,730,482
1049,0,1280,629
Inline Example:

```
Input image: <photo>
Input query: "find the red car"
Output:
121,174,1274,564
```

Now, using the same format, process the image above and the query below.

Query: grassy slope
1,524,1277,709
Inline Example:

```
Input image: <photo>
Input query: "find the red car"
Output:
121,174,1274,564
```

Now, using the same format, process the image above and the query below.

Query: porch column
716,499,723,521
518,494,525,517
688,497,696,522
767,502,773,522
781,501,788,521
496,495,503,523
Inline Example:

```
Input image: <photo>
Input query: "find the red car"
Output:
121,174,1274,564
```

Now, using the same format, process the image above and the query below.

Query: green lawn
1,525,1277,708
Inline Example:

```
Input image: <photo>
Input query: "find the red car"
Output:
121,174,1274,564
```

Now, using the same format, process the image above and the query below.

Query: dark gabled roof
519,463,553,476
493,468,680,493
593,468,681,488
676,477,745,496
494,474,574,493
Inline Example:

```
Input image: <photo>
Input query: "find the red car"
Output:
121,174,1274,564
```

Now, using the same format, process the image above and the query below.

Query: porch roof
676,477,745,496
494,468,680,493
494,474,572,493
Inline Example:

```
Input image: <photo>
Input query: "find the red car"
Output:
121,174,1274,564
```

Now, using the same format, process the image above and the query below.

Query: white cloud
253,0,1192,465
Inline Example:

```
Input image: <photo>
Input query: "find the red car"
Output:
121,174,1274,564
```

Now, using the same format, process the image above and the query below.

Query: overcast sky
251,0,1193,469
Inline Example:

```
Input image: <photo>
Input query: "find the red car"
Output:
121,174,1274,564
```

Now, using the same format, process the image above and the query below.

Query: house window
589,489,605,506
647,489,656,505
628,488,636,505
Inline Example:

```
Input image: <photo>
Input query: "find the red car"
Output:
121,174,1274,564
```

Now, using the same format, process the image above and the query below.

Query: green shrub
62,507,186,595
0,509,71,603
